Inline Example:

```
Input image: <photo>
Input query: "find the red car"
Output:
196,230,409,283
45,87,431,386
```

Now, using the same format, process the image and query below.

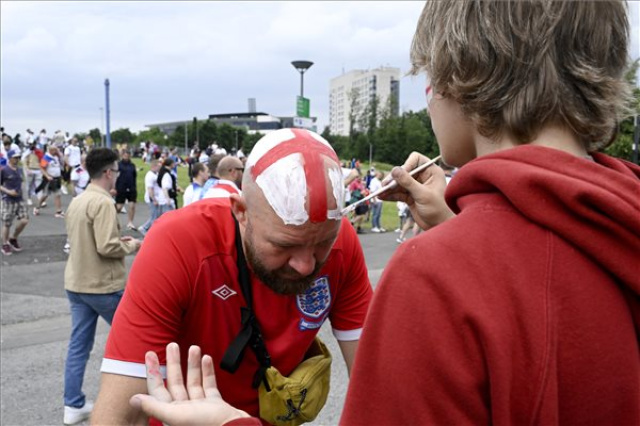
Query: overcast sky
2,1,639,137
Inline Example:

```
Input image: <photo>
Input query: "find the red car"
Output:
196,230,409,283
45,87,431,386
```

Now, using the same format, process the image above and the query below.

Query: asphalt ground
1,192,407,426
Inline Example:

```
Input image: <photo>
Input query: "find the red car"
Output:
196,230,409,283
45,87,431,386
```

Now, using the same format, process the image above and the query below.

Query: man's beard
244,225,325,296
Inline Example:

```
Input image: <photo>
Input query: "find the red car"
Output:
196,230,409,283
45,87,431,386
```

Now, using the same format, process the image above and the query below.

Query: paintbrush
341,155,442,216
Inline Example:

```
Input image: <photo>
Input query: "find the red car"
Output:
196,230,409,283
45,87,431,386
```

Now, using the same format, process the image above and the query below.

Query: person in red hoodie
341,1,640,424
125,1,639,425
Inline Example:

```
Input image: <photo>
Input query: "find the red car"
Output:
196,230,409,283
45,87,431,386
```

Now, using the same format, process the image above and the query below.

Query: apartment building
329,66,400,136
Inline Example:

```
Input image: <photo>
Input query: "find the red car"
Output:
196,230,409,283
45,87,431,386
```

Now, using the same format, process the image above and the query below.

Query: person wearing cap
92,128,373,424
1,135,20,167
0,149,29,255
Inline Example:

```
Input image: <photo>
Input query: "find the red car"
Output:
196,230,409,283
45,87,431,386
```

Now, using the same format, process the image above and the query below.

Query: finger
129,394,180,426
186,345,205,400
144,351,173,403
389,166,427,199
401,151,428,173
165,342,189,401
201,355,224,400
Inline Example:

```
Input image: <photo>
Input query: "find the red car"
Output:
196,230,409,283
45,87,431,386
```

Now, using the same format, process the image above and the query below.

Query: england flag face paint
247,129,344,226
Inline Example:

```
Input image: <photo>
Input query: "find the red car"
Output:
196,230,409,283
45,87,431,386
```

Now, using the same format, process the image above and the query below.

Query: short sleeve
328,218,373,340
103,213,199,376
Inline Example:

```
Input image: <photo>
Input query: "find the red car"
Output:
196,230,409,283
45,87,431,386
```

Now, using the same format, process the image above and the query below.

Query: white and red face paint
247,128,344,226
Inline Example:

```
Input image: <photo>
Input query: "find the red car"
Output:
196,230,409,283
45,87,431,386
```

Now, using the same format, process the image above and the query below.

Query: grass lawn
132,158,191,205
132,158,401,232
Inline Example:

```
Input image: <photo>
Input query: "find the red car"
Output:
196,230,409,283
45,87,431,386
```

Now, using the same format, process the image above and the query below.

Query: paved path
1,193,407,425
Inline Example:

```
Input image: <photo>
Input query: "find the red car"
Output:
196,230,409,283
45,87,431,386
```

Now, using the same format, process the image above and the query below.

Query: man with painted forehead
92,128,373,424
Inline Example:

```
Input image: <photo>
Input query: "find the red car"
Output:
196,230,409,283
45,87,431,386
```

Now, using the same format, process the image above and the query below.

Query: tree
605,58,640,162
88,128,102,146
217,123,239,151
347,87,362,159
167,125,188,149
199,120,218,148
242,132,264,154
110,128,134,146
135,127,167,147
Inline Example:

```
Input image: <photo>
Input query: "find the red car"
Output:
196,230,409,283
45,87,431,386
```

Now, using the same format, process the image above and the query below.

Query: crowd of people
0,129,88,254
0,128,255,256
2,1,639,424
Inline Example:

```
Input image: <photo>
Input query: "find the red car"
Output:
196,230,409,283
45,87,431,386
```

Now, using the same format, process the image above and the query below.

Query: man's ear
229,194,247,224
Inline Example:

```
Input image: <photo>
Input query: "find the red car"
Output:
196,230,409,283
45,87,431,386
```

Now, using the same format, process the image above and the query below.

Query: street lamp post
99,107,105,147
291,60,313,98
184,122,188,154
104,79,111,149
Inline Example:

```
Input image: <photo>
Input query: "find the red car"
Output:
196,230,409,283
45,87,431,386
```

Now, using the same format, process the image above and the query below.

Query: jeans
64,290,123,408
371,201,383,229
140,202,172,234
140,202,159,234
26,169,42,199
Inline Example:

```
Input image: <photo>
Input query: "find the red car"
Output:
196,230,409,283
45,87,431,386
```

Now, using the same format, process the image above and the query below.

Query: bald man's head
242,129,344,226
217,156,244,187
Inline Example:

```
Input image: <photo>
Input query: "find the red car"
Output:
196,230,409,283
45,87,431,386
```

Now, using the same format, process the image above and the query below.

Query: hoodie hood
446,145,640,296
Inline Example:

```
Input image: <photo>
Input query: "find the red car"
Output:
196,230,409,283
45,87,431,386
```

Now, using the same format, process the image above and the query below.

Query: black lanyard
220,214,272,390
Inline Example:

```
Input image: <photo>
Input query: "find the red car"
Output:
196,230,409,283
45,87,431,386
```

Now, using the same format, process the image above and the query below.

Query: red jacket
342,146,640,425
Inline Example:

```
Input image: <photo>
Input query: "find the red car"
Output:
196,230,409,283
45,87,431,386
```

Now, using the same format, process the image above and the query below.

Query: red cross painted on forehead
251,129,340,223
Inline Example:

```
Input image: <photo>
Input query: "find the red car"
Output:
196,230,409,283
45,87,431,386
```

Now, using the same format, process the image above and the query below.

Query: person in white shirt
369,171,386,233
52,130,66,149
70,155,89,196
37,129,49,149
64,138,82,169
34,145,64,217
182,163,210,207
63,137,82,195
203,156,243,199
24,129,35,147
139,160,168,235
198,150,210,164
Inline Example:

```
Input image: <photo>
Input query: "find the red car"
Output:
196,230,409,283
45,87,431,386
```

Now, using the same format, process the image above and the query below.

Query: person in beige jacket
63,147,141,425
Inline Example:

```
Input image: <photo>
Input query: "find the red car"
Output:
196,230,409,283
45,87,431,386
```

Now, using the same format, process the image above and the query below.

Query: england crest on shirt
297,276,331,330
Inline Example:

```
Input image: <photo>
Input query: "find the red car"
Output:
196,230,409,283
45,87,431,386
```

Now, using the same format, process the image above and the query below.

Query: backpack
157,167,177,198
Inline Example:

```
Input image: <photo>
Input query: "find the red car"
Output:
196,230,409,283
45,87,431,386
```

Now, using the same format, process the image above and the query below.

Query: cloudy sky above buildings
1,1,639,137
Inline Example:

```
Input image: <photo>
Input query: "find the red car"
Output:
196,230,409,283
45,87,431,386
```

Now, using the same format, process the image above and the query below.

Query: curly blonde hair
410,0,632,151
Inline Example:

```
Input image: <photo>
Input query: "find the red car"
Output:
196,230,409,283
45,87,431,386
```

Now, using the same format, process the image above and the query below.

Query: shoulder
149,199,236,256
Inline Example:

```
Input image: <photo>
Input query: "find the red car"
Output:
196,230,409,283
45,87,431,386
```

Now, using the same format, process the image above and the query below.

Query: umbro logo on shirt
212,285,237,300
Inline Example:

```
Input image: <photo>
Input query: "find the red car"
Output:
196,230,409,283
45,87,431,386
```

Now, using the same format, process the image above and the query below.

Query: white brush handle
341,155,442,216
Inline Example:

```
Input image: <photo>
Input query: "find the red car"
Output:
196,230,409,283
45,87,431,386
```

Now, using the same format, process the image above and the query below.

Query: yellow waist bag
221,216,332,425
258,337,331,426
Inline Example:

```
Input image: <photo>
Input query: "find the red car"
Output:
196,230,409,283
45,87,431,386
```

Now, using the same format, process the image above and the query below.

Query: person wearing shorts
35,145,64,218
115,149,138,230
1,149,29,255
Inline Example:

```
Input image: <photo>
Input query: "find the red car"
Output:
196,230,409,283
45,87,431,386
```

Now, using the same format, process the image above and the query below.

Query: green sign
296,96,310,118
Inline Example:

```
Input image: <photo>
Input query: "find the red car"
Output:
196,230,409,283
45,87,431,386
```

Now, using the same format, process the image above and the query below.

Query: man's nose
288,249,316,277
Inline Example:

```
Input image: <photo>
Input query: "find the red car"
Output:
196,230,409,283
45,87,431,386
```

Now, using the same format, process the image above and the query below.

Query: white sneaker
371,227,380,233
63,401,93,425
379,228,387,232
60,186,69,195
27,199,33,206
120,207,127,214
